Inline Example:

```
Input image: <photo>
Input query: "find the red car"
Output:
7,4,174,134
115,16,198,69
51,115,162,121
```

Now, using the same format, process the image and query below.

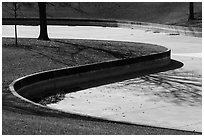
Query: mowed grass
2,2,202,27
2,38,200,135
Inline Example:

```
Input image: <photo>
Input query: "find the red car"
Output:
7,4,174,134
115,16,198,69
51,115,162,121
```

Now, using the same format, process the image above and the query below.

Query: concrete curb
13,43,203,132
10,47,170,102
2,18,202,37
10,46,203,133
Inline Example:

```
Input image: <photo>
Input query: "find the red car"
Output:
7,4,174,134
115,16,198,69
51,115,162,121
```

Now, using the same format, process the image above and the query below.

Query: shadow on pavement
140,69,202,106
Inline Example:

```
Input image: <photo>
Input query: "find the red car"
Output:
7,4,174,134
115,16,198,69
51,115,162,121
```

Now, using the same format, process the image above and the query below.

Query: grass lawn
2,2,202,27
2,38,201,135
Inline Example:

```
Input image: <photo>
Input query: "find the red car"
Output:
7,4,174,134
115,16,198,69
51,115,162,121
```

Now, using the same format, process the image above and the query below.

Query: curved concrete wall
10,48,171,102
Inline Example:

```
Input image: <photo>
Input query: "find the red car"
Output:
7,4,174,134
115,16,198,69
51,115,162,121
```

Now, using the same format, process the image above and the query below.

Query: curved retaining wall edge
10,49,171,103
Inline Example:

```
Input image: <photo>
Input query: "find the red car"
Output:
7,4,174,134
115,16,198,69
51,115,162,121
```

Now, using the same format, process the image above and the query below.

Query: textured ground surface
48,54,201,132
2,25,202,134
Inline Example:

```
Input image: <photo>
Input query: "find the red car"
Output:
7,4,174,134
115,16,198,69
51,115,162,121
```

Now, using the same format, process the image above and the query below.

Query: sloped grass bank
2,2,202,27
3,38,166,66
2,38,200,135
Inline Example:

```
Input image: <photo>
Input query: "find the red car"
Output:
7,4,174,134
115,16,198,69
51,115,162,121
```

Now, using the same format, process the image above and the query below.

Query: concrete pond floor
2,25,202,132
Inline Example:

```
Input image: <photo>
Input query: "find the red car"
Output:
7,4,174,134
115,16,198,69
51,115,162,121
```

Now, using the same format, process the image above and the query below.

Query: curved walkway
2,24,202,132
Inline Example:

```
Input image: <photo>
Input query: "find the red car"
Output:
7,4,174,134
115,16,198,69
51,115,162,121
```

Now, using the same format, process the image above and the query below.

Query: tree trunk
188,2,194,20
38,2,49,40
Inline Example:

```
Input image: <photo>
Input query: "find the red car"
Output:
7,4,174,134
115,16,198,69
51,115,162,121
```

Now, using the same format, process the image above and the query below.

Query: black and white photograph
1,1,202,135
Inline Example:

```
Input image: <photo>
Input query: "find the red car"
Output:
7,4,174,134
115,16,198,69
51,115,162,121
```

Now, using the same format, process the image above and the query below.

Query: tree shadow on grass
4,39,124,67
54,40,128,59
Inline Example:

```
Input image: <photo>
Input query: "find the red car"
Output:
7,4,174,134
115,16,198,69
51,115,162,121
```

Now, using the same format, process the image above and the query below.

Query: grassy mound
3,37,167,67
2,38,200,135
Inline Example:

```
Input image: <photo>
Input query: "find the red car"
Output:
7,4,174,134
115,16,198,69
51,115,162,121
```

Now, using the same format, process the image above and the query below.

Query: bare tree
4,2,21,46
188,2,194,20
38,2,50,40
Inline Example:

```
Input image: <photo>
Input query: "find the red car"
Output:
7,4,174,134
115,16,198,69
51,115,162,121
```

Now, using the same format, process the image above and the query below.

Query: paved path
2,25,202,132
